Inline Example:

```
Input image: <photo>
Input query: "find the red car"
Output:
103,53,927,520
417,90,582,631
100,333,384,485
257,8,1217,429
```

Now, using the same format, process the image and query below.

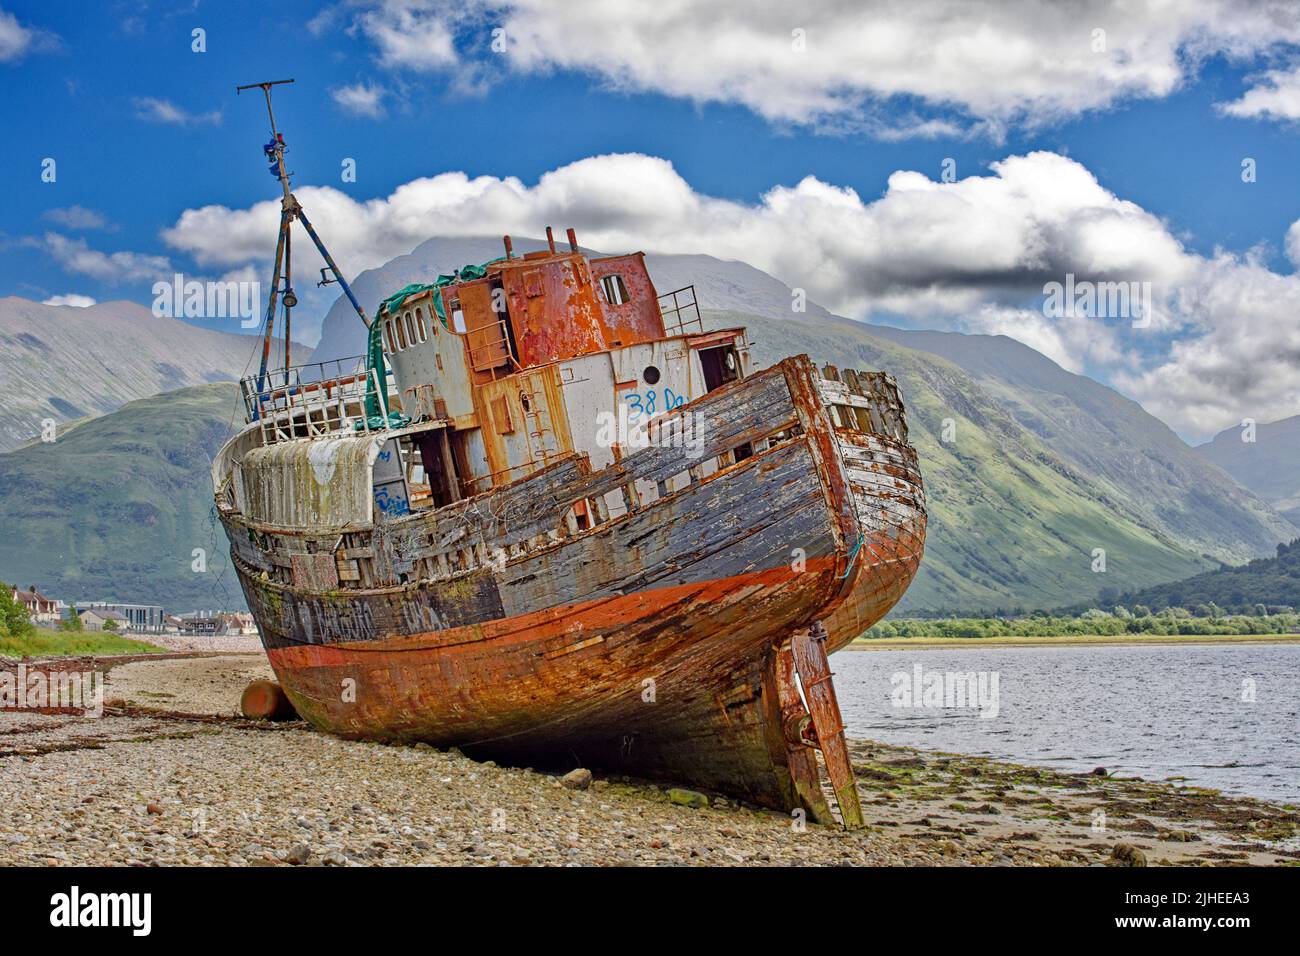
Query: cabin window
396,313,408,350
643,365,661,385
383,319,396,354
404,311,418,347
449,299,467,334
415,306,427,341
601,274,630,306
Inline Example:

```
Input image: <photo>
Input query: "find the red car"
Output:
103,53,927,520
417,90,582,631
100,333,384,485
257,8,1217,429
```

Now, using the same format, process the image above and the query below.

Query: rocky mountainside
0,296,306,452
1196,415,1300,525
864,325,1296,567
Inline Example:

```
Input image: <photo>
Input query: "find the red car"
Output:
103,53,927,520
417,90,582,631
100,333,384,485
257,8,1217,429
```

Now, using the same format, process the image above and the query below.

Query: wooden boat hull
219,356,926,816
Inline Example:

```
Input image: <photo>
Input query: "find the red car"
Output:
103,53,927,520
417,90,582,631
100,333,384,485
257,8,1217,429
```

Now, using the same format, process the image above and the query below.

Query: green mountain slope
705,310,1222,612
1093,539,1300,614
1196,415,1300,525
0,296,307,453
0,383,246,613
864,326,1297,566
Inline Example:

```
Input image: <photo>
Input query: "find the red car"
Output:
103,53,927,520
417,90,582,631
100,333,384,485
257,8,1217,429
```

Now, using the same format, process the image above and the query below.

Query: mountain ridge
0,296,308,453
1196,415,1300,526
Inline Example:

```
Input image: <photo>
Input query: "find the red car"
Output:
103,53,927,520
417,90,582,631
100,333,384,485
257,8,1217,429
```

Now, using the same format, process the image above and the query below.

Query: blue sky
3,1,1300,437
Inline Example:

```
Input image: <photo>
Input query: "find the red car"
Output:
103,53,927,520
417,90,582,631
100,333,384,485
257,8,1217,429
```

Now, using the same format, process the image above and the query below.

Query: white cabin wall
559,340,704,517
559,352,621,516
465,428,490,486
385,297,476,422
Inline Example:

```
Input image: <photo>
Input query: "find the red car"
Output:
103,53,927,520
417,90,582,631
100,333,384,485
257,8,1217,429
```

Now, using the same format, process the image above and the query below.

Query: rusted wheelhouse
214,86,926,824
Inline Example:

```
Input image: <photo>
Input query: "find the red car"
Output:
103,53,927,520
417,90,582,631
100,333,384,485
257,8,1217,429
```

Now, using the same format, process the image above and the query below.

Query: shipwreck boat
213,83,926,826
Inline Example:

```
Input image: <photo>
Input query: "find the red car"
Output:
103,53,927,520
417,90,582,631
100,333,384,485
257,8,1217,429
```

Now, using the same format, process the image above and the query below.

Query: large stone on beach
560,768,593,790
667,788,709,809
1111,842,1147,867
284,844,311,866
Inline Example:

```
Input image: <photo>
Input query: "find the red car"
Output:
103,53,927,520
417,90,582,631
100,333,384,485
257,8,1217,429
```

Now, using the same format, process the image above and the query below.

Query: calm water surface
833,643,1300,805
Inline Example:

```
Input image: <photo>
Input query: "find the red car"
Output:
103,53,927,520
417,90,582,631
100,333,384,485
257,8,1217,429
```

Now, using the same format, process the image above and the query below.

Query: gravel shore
138,633,265,654
2,653,1296,867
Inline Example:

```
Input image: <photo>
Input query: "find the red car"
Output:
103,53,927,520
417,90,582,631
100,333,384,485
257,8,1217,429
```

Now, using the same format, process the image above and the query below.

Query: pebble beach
2,652,1297,867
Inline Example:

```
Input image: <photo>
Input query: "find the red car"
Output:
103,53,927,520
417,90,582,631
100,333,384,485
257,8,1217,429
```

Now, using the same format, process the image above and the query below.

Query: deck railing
659,285,705,336
240,356,396,443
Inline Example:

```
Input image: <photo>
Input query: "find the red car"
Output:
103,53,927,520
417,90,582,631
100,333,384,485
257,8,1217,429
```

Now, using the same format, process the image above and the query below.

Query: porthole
643,365,661,385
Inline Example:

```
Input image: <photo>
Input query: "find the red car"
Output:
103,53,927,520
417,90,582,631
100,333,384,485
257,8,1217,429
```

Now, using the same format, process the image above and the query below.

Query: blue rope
837,534,865,579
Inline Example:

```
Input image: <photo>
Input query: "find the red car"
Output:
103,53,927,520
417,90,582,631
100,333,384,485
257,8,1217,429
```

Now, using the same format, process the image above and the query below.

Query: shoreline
1,653,1295,866
851,633,1300,649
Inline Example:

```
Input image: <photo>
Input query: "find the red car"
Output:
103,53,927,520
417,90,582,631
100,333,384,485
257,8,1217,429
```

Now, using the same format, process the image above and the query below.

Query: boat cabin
233,229,754,539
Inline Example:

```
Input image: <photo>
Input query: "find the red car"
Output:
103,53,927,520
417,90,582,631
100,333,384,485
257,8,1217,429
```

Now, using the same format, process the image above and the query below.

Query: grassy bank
865,611,1300,640
0,627,167,658
853,632,1300,649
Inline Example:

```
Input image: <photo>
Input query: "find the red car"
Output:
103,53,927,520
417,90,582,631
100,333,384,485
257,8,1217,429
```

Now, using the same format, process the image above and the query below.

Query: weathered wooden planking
497,437,836,614
411,454,592,549
240,565,507,648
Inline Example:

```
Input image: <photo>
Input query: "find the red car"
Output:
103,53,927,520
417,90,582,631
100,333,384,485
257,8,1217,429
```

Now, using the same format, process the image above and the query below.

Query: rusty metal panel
501,255,607,366
474,364,572,483
589,252,666,345
234,435,382,530
456,278,511,371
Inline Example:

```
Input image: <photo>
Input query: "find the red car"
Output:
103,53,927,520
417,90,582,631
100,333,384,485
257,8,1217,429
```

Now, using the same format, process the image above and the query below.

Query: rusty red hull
219,356,926,815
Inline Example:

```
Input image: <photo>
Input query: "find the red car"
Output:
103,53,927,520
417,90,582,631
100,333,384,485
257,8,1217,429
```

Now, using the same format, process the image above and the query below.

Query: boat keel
787,621,865,829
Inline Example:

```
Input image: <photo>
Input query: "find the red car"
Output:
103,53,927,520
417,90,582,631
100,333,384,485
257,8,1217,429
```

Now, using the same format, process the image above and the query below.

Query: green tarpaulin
374,259,503,330
359,258,505,425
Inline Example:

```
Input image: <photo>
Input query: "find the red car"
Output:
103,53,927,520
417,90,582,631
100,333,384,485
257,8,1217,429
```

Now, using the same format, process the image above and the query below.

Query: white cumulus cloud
331,82,387,118
41,294,97,308
1218,63,1300,121
38,233,172,283
160,149,1300,437
325,0,1300,135
359,0,458,72
133,96,222,127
